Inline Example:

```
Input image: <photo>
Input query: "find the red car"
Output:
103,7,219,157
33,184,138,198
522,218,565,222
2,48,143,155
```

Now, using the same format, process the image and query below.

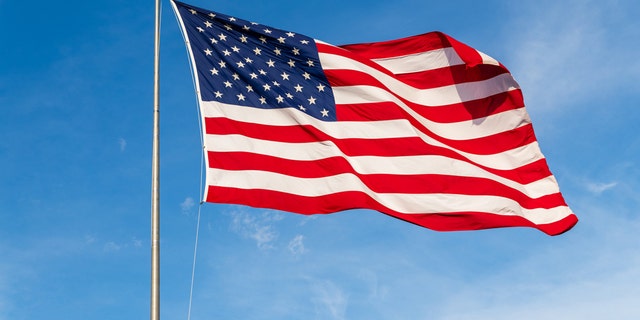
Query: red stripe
204,117,552,185
206,186,577,236
208,151,567,210
336,32,454,60
321,58,510,90
324,68,524,122
336,89,524,124
205,105,536,156
317,43,397,78
393,64,511,89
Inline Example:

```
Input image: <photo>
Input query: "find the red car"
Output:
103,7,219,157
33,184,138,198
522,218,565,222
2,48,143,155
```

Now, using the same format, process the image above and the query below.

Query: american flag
172,0,577,235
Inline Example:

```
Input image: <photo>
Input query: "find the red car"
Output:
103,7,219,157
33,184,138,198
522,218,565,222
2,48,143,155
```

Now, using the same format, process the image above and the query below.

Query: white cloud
118,138,126,152
180,197,195,214
310,279,348,320
357,269,388,300
435,202,640,320
298,215,318,226
229,210,283,249
287,234,307,256
504,0,640,114
84,234,96,245
101,238,142,252
585,181,618,194
103,241,121,252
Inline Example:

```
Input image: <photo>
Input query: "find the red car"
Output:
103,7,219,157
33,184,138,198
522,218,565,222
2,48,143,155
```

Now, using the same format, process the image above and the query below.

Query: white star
210,68,219,75
253,47,262,55
218,61,227,68
300,39,309,45
242,25,250,31
259,97,267,104
286,93,294,99
266,59,276,67
272,81,281,87
244,57,253,64
231,46,240,53
189,9,197,14
246,85,254,92
263,28,272,34
307,96,316,105
249,72,258,79
276,95,284,103
232,73,240,80
306,59,315,67
258,69,267,75
222,49,231,56
236,61,245,68
302,72,311,80
224,24,233,31
204,48,213,56
273,48,282,56
286,32,295,37
287,59,296,67
292,48,300,55
214,91,223,98
196,27,205,33
204,21,213,28
210,37,218,44
208,13,216,18
218,33,227,41
277,37,286,43
298,105,306,111
280,72,290,80
237,93,246,101
294,84,303,92
259,36,267,43
229,17,237,22
224,81,233,88
316,84,325,92
321,109,329,117
262,83,271,91
239,35,248,43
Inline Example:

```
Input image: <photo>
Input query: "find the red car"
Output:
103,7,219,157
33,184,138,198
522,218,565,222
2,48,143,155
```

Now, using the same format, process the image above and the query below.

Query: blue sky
1,0,639,319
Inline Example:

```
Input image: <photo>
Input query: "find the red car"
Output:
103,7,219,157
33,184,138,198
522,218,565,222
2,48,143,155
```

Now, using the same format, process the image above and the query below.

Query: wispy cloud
229,210,284,249
504,0,640,114
180,196,195,214
132,237,142,248
585,181,618,194
310,279,348,320
103,241,121,252
118,138,127,152
436,200,640,319
287,234,307,256
357,269,388,300
101,237,144,253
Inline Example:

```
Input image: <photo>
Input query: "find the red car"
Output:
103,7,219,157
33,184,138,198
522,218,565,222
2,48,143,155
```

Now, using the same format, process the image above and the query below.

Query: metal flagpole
151,0,161,319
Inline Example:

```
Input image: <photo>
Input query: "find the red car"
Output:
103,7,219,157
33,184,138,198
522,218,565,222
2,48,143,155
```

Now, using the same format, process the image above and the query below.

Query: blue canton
176,1,337,121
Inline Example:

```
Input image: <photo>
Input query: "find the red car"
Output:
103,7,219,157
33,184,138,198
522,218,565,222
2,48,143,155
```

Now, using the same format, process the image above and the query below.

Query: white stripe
331,85,531,140
207,168,573,224
371,47,464,74
205,133,561,199
200,101,544,170
318,52,520,106
478,50,500,66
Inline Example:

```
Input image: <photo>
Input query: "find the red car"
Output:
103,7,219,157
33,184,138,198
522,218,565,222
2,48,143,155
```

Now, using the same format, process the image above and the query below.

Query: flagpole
151,0,161,319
